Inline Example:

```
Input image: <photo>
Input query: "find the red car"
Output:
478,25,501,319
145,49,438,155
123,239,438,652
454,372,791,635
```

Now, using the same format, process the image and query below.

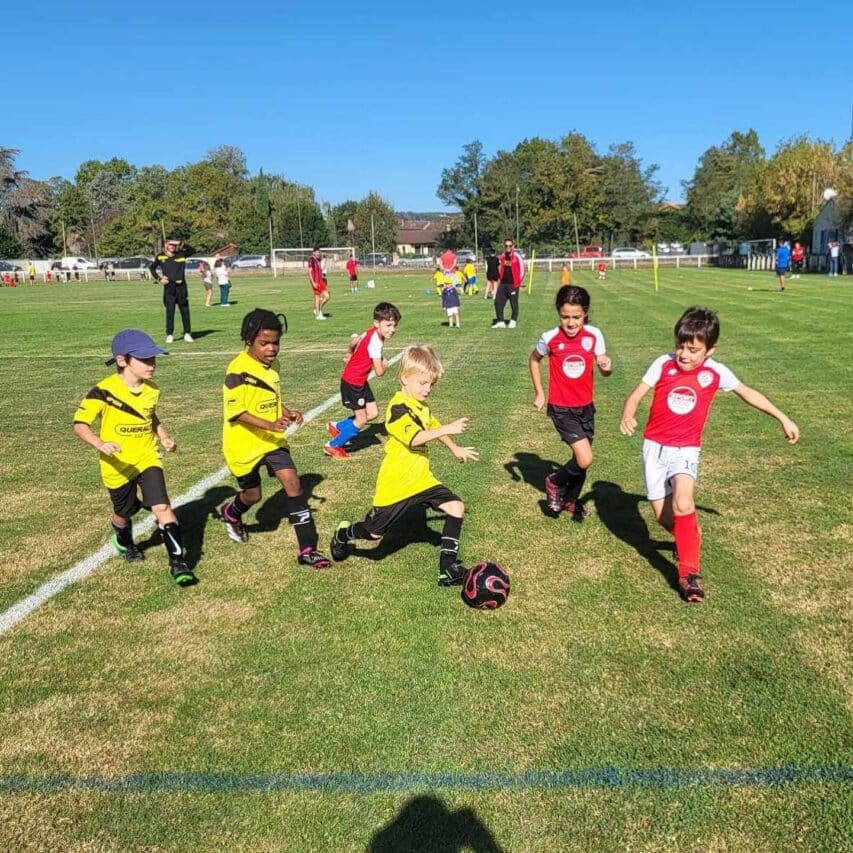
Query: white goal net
272,247,354,278
746,238,776,270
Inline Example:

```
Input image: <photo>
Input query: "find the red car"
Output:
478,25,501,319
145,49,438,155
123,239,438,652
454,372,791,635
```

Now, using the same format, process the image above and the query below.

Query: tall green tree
353,191,397,255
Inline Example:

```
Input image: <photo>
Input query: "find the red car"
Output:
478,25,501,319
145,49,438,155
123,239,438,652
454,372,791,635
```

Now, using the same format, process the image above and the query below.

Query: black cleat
112,533,145,563
169,557,197,587
438,560,467,587
679,573,705,603
330,521,351,562
297,548,332,569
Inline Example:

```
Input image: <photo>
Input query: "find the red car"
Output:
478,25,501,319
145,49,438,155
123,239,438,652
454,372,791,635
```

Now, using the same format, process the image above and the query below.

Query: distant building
811,198,852,254
395,218,457,257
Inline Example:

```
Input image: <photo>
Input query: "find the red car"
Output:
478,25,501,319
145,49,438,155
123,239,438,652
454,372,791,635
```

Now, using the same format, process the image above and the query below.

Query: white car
60,256,99,269
231,254,268,268
611,247,651,259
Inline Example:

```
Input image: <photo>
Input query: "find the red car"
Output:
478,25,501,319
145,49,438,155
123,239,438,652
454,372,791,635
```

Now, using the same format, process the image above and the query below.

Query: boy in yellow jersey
330,345,479,586
462,260,477,294
73,329,195,586
432,265,444,294
218,308,331,568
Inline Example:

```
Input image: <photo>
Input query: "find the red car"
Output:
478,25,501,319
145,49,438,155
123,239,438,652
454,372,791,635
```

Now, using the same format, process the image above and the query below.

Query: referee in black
150,237,194,343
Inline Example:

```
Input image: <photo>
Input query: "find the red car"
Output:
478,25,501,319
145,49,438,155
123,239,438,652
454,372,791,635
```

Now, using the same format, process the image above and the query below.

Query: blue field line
1,765,850,794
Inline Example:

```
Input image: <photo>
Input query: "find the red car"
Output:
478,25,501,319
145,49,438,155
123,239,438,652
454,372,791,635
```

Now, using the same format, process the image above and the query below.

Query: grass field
0,266,851,851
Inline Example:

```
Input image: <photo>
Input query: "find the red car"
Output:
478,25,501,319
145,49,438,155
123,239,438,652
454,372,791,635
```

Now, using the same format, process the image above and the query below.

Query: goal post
746,238,776,271
272,247,354,278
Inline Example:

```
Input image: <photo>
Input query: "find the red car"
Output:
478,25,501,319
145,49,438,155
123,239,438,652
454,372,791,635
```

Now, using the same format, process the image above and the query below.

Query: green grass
0,267,851,851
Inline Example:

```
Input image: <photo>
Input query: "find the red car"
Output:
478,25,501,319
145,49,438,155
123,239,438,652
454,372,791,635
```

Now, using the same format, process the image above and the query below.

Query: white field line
0,351,402,636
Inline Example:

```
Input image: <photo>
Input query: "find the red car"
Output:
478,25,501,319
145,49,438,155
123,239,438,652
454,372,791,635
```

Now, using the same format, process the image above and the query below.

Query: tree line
437,131,853,253
1,131,851,260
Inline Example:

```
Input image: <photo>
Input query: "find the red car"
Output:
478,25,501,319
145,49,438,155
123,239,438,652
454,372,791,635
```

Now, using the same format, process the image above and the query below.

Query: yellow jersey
222,349,290,476
73,373,162,489
373,390,442,506
463,262,476,280
432,270,444,287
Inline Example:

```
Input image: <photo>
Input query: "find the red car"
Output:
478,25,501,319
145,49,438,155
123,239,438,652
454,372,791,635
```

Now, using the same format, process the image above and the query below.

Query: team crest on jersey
557,342,565,351
667,386,697,415
581,337,593,352
561,354,586,379
667,369,678,376
697,370,714,388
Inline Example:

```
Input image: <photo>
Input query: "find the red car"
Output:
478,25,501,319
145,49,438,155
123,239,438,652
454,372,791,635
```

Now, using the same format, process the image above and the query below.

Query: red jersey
642,354,739,447
342,326,386,386
791,245,804,262
535,325,606,407
345,258,357,277
308,255,325,286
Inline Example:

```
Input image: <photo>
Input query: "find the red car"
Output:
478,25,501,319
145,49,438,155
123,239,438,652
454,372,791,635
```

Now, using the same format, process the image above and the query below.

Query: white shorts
446,307,459,316
642,439,700,501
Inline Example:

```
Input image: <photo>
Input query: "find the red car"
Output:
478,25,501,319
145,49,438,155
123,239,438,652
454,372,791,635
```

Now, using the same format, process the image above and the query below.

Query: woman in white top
214,258,231,306
200,261,213,307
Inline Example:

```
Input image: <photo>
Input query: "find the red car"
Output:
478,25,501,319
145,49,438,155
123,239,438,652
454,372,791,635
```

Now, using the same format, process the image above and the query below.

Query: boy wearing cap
73,329,196,586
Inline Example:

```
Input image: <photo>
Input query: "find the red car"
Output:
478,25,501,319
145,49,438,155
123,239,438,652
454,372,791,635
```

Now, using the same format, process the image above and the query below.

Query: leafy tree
331,200,358,247
0,225,23,257
353,191,397,255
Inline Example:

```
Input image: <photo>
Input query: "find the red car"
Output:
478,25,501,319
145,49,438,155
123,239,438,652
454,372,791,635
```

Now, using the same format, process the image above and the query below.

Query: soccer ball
461,562,510,609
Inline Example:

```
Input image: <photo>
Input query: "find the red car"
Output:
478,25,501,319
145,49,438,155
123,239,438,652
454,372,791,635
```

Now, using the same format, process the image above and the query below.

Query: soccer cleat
112,533,145,563
169,557,197,587
563,499,589,522
544,473,566,513
184,332,194,342
326,420,341,439
165,334,174,344
297,548,332,569
218,502,248,543
438,560,467,587
679,573,705,603
508,319,517,328
323,443,349,459
315,313,327,320
330,521,351,562
492,321,506,329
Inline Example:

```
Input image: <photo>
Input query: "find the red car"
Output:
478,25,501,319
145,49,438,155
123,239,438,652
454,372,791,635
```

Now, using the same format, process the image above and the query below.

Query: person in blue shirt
775,239,791,293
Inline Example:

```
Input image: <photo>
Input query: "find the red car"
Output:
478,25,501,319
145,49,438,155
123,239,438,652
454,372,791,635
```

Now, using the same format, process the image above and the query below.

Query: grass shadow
369,794,505,853
351,505,443,562
252,473,326,534
504,451,563,518
346,423,384,454
186,329,217,340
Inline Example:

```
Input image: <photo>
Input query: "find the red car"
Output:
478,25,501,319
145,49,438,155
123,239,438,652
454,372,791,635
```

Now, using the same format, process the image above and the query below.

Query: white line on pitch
0,351,402,636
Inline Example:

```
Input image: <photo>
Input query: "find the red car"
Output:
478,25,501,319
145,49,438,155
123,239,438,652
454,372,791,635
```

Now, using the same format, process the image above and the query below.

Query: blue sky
5,1,851,211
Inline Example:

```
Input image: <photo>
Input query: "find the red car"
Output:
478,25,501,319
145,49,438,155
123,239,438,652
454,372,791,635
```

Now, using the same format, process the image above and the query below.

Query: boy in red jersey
597,261,607,281
345,252,359,294
620,307,800,603
324,302,401,458
530,285,612,520
307,247,330,319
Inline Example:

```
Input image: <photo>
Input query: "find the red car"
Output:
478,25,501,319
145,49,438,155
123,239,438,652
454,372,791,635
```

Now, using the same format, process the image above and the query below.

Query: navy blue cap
106,329,168,365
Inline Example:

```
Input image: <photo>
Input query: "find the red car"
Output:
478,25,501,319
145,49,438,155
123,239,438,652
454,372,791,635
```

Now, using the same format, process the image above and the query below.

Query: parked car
60,256,99,269
567,245,603,259
184,257,207,271
0,260,23,272
115,256,153,269
455,249,476,265
231,254,269,269
612,247,651,259
360,252,389,266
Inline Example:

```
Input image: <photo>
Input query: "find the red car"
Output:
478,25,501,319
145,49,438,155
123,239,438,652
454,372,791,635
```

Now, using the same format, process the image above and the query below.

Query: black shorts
364,485,459,537
349,274,358,282
108,466,169,518
547,403,595,445
236,448,295,490
792,260,804,272
340,379,375,411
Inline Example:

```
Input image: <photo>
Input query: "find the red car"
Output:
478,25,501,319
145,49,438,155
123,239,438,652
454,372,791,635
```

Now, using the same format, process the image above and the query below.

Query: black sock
286,495,316,551
562,459,588,502
340,521,370,543
439,514,464,572
111,519,133,548
161,521,184,558
232,494,251,517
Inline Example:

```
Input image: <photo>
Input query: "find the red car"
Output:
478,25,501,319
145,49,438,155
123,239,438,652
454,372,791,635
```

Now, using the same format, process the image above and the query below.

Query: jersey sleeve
712,361,740,391
223,373,250,421
640,354,669,387
535,328,557,357
366,333,384,360
386,403,424,447
590,326,606,355
73,387,105,425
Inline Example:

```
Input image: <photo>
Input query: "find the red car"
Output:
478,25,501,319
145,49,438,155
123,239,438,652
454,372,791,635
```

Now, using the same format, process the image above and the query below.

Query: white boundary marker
0,351,403,636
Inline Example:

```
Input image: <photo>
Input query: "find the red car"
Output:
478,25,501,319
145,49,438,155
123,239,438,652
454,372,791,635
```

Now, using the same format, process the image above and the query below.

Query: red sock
672,512,701,578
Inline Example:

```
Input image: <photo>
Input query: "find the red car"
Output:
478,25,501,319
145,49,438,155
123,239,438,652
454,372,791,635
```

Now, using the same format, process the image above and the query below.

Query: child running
73,329,195,586
441,277,461,327
324,302,401,458
218,308,331,568
330,345,479,587
530,285,612,520
620,306,799,603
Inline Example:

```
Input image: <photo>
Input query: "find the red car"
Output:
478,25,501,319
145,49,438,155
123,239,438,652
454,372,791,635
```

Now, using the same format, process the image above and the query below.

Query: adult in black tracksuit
150,237,194,343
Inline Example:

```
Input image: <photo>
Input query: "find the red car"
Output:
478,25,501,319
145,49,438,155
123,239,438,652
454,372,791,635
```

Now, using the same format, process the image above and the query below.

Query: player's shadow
346,423,384,454
186,329,217,340
252,473,327,533
590,480,719,594
504,451,565,518
351,506,442,562
369,795,505,853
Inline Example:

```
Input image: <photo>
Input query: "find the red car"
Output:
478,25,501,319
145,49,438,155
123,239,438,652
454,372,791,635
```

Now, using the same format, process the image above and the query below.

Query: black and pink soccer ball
461,562,510,610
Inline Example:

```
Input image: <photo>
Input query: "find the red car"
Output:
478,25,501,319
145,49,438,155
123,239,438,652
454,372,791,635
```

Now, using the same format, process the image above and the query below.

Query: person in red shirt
345,252,359,294
791,242,805,279
324,302,401,458
597,261,607,281
493,238,525,328
620,307,800,603
307,247,330,320
530,285,612,520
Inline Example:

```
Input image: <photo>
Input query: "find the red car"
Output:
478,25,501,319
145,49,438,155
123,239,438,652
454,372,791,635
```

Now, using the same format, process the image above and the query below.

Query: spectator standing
199,261,213,307
307,247,330,320
150,237,194,344
214,258,231,306
790,242,804,279
827,240,840,277
484,249,499,299
493,239,525,328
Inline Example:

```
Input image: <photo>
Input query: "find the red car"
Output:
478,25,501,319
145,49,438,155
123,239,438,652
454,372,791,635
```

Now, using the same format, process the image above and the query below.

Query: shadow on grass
370,795,505,853
345,422,384,454
589,480,719,595
504,450,567,518
350,505,443,562
185,329,217,340
252,473,326,534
